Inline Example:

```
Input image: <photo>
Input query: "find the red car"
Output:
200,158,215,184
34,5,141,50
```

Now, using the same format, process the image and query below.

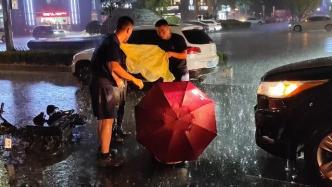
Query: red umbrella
135,82,217,164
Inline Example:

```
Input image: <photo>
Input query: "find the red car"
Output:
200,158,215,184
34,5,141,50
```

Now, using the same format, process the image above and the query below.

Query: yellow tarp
120,44,175,82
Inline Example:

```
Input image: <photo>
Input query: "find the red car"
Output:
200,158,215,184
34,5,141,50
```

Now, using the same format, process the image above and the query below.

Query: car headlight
257,80,328,98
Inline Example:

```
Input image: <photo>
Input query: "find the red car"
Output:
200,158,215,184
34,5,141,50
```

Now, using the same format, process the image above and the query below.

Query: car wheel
305,127,332,186
258,21,263,25
75,61,92,85
294,25,302,32
1,35,5,43
325,24,332,32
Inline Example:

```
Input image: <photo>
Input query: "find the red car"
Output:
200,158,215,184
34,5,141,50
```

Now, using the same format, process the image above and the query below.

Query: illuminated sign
42,12,68,17
12,0,18,10
166,6,179,11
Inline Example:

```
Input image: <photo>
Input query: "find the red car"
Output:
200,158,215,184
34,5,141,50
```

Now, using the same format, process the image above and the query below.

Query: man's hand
132,78,144,90
112,72,125,89
167,51,187,60
115,78,125,89
167,52,174,59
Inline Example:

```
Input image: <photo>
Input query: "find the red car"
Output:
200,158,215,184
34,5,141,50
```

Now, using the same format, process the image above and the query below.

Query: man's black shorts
90,82,125,120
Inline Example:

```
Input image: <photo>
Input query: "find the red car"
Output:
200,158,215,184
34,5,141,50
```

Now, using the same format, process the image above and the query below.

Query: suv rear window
128,30,159,44
182,29,212,44
309,16,330,21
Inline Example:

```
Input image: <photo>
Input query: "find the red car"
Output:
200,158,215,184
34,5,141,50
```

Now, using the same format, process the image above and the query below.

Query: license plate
207,60,218,68
4,138,12,149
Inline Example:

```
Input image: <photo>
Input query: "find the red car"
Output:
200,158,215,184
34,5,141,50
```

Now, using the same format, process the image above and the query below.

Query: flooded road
1,23,332,186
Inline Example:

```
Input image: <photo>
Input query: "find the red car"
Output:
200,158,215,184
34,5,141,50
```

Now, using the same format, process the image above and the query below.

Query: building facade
7,0,100,35
161,0,216,21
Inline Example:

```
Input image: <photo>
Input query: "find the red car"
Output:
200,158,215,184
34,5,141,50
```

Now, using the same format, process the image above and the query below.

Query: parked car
32,25,66,40
199,19,222,31
184,20,214,33
218,19,251,30
255,57,332,185
289,16,332,32
0,28,5,43
245,17,265,25
71,24,219,83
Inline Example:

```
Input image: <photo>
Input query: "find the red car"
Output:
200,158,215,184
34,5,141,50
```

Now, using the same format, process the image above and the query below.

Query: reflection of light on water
287,33,292,50
324,37,332,53
28,83,78,115
287,32,292,42
303,33,308,47
0,160,9,186
0,80,15,124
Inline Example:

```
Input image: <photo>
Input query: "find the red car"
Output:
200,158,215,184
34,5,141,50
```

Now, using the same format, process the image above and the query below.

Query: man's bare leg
99,119,113,154
97,118,124,167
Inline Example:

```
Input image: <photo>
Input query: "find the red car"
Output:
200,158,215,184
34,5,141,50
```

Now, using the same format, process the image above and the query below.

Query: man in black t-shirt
154,19,189,81
90,16,143,167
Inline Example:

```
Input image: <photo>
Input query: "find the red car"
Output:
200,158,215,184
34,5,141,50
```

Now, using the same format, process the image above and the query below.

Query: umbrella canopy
135,82,217,163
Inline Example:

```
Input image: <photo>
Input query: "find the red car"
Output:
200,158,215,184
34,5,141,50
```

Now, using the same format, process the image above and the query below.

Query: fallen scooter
0,102,86,155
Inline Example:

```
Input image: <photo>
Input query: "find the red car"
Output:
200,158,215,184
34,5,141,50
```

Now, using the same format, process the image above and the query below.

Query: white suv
199,20,222,31
0,28,5,43
245,17,265,25
71,24,219,83
289,16,332,32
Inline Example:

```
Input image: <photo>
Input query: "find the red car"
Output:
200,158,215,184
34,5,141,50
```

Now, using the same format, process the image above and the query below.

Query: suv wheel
75,61,92,85
305,127,332,186
325,24,332,32
294,25,302,32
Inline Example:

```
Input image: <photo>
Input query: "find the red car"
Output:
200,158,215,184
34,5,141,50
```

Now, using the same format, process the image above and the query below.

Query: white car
289,16,332,32
199,19,222,31
71,24,219,83
245,17,265,25
0,28,5,43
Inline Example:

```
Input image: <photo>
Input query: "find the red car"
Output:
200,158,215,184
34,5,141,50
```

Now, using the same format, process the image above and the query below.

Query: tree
286,0,320,19
85,21,102,34
235,0,259,15
100,0,171,16
100,0,133,15
2,0,14,51
144,0,171,15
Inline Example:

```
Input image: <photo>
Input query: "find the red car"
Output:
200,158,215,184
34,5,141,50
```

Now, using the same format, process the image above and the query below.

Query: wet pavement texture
1,23,331,186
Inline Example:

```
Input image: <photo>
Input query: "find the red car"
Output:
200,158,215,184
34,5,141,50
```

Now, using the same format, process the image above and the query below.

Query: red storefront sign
39,12,68,17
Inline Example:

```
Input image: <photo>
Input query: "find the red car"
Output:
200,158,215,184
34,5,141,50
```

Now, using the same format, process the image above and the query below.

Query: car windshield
308,16,330,21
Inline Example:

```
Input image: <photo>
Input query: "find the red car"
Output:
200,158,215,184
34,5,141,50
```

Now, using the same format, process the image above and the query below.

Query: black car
32,25,65,39
218,19,251,30
255,57,332,184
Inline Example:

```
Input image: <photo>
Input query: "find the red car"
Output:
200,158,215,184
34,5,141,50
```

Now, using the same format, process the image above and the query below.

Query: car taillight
187,46,201,54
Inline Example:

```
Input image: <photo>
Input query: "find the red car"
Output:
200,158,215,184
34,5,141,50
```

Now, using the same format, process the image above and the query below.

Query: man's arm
167,51,187,60
107,61,144,89
167,34,187,60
